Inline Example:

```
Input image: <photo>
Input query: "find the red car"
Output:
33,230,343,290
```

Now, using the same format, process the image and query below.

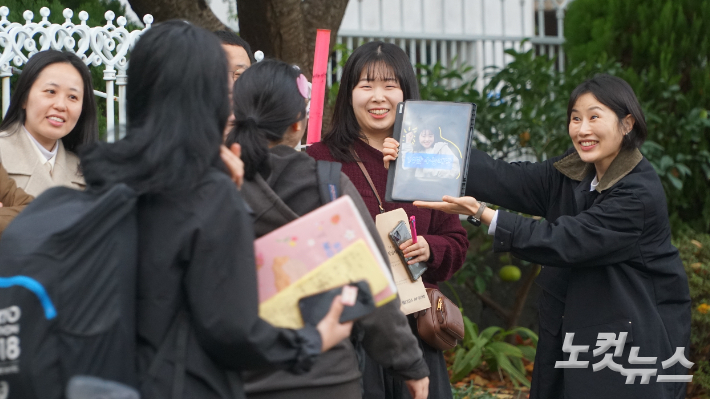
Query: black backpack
0,184,138,399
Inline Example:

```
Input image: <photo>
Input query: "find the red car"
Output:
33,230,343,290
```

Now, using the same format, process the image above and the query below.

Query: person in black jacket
384,74,692,399
224,58,430,399
79,21,353,399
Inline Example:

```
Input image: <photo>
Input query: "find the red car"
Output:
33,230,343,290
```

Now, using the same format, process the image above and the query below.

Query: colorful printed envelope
254,195,397,305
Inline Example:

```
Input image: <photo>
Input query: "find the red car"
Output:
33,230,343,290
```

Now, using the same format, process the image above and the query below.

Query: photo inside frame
388,101,475,202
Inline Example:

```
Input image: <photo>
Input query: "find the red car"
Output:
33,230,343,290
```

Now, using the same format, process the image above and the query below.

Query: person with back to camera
0,50,97,196
78,21,353,399
222,58,430,399
384,74,692,399
307,41,469,399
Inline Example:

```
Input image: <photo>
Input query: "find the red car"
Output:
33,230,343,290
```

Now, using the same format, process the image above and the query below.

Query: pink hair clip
296,74,311,99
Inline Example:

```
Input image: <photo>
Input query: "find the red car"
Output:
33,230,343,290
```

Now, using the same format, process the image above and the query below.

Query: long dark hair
0,50,98,152
567,74,647,150
80,21,230,194
225,59,305,181
322,41,419,162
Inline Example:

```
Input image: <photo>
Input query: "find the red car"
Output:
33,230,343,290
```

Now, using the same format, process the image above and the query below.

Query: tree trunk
238,0,349,135
127,0,225,31
237,0,349,80
127,0,349,132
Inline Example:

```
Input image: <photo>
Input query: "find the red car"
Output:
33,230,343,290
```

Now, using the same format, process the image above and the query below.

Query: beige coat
0,125,85,197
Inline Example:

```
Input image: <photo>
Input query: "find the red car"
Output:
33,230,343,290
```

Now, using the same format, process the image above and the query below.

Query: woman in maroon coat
307,41,469,399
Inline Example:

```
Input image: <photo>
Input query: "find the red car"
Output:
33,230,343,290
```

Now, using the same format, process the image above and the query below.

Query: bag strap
353,151,385,214
316,160,342,204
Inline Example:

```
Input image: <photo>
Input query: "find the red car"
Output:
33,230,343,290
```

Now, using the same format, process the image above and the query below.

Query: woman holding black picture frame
385,74,692,399
308,41,469,399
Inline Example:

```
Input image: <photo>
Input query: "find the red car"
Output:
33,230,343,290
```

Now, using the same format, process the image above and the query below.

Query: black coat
136,169,322,399
466,148,691,399
240,145,428,396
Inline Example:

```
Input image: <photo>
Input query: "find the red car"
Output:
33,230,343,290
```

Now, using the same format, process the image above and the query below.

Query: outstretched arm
493,188,644,268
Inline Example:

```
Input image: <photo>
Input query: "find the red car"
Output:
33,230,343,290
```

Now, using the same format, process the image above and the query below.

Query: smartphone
299,281,375,325
389,221,428,281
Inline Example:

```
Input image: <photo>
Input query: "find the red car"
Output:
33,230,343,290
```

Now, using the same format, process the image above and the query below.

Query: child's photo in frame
386,101,476,202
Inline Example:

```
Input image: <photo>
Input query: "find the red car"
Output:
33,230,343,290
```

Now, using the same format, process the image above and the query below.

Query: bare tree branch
506,264,541,331
466,279,511,321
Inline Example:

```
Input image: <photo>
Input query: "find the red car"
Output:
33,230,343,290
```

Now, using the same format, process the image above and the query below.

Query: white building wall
341,0,535,38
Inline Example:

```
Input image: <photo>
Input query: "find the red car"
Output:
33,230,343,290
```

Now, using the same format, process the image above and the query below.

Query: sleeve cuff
492,210,516,253
289,324,322,374
391,356,430,380
421,234,444,268
487,210,499,235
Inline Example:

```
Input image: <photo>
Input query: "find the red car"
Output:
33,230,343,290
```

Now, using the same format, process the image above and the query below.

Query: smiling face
569,92,633,178
351,65,404,139
23,62,84,151
419,129,435,149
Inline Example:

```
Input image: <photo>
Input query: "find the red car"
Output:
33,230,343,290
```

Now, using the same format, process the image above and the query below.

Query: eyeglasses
229,68,247,82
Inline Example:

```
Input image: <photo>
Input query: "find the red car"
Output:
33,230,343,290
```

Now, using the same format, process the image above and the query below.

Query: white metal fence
1,1,570,140
0,6,152,142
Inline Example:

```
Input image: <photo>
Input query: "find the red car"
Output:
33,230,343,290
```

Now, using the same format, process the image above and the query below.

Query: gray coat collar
553,148,643,193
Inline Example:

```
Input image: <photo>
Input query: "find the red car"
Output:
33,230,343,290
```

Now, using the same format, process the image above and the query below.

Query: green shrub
417,48,618,163
673,228,710,395
565,0,710,233
450,316,537,388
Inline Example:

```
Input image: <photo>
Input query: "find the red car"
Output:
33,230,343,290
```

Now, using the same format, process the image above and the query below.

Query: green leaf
660,155,674,170
486,342,524,358
667,174,683,190
675,163,692,176
495,353,531,387
500,327,540,346
451,346,483,381
518,345,537,362
462,316,479,348
474,276,486,293
479,326,503,342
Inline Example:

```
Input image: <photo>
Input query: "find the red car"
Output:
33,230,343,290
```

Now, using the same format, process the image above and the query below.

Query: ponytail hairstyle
225,59,305,180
